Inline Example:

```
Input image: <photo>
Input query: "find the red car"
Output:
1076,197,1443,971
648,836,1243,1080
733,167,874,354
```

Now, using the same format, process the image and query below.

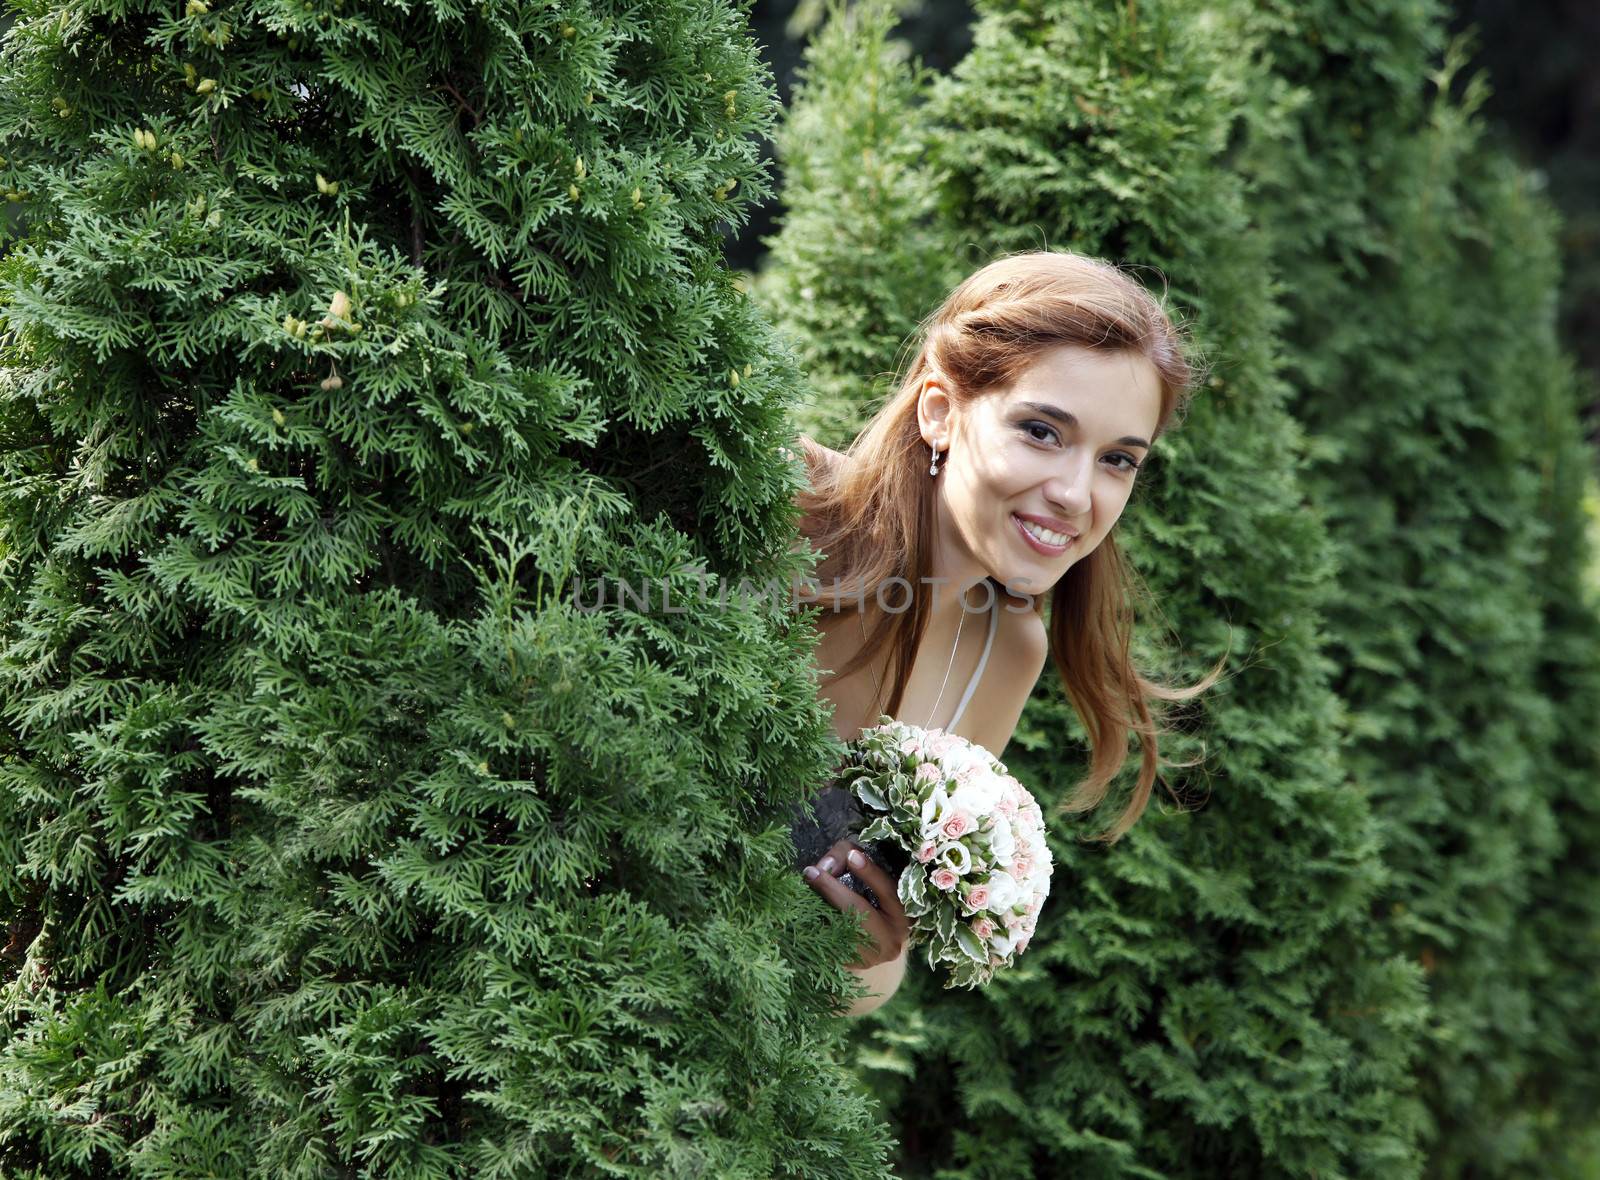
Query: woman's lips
1013,513,1075,556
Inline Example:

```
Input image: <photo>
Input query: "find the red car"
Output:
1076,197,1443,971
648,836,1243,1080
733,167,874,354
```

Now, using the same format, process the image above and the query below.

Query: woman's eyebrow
1017,401,1150,450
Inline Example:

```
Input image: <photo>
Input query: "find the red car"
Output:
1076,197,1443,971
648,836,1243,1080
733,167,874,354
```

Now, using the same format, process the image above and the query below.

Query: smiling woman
787,250,1229,1013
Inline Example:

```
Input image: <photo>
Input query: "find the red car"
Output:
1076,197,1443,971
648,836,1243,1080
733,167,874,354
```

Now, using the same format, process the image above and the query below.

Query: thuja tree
751,0,960,450
761,0,1430,1175
0,0,897,1174
1237,3,1600,1172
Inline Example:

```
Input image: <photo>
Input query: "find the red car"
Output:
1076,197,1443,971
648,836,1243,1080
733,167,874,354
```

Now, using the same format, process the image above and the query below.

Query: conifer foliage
762,0,1431,1175
750,0,958,450
0,0,895,1173
1238,4,1600,1171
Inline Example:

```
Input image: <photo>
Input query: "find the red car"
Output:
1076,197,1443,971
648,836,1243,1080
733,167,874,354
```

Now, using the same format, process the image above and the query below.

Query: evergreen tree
751,0,960,450
760,0,1430,1175
1237,5,1600,1172
0,0,896,1173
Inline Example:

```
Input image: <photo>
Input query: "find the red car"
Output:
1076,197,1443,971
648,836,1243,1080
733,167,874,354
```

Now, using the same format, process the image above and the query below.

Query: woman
787,250,1225,1016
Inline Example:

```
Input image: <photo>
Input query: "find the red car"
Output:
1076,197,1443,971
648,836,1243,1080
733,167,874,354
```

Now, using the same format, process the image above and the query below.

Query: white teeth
1017,516,1072,547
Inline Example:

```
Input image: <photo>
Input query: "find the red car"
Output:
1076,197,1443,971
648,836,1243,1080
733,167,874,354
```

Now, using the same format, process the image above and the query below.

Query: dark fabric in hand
787,784,911,910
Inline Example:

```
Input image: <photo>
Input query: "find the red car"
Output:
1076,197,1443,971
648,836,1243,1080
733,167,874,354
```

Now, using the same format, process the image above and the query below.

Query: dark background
731,0,1600,448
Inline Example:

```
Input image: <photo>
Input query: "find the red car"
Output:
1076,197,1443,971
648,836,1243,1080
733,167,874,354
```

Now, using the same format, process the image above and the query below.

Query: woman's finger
803,864,895,961
840,845,909,929
803,862,874,917
815,837,857,877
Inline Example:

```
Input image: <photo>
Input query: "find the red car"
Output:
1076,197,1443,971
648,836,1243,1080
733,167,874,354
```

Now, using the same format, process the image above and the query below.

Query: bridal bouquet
837,717,1053,988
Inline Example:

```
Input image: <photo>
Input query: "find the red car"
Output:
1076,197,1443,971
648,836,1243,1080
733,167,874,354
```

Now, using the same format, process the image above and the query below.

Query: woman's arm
844,944,908,1016
803,841,913,1018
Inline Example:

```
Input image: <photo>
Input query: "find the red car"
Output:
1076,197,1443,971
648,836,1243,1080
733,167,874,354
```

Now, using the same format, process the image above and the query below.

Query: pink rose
996,797,1018,817
899,737,924,757
916,842,937,863
941,812,973,839
931,868,959,890
1015,935,1031,955
966,885,991,910
972,917,996,939
915,762,944,786
1011,857,1031,878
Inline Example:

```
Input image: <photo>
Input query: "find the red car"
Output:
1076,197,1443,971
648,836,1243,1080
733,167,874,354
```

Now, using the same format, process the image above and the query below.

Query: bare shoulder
794,433,846,474
965,596,1049,760
1003,595,1049,669
786,435,848,567
786,435,847,531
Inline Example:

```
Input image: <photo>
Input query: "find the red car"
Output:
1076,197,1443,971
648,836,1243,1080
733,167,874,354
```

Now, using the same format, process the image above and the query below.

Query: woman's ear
916,377,955,449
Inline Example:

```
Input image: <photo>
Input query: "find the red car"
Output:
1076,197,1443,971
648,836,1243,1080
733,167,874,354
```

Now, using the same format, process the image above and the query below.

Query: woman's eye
1021,422,1142,474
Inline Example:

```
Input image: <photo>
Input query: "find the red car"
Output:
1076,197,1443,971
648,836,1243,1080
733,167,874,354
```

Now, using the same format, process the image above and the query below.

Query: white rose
985,815,1016,865
986,924,1018,956
984,870,1022,912
951,771,1002,816
935,742,979,777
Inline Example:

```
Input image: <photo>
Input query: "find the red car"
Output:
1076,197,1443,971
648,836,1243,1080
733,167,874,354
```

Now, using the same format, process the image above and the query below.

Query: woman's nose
1043,479,1091,518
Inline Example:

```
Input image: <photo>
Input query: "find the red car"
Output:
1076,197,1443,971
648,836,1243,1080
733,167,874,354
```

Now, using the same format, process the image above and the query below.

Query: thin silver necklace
857,584,973,731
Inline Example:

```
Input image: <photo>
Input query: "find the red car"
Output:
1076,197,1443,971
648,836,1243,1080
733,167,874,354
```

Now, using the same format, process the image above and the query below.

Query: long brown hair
794,249,1227,844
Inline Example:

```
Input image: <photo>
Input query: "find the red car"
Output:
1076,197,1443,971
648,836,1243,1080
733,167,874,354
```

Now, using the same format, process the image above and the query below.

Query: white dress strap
945,596,999,733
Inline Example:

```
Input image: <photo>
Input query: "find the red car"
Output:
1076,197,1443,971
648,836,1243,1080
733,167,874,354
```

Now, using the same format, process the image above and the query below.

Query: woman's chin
997,549,1083,596
992,564,1056,600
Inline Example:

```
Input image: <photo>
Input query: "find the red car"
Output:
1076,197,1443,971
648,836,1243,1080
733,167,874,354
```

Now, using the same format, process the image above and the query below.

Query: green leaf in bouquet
936,903,955,944
853,780,889,812
899,864,927,909
947,960,991,990
859,816,896,843
953,923,988,965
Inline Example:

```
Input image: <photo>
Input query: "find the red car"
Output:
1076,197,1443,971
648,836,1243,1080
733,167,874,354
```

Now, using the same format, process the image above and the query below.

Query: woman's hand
803,838,911,970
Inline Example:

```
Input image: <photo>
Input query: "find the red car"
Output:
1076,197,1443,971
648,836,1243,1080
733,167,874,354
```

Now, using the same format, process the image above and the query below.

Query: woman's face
918,344,1164,601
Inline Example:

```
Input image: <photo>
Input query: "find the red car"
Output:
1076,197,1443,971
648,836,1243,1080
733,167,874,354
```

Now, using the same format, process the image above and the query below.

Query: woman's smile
1012,512,1076,556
